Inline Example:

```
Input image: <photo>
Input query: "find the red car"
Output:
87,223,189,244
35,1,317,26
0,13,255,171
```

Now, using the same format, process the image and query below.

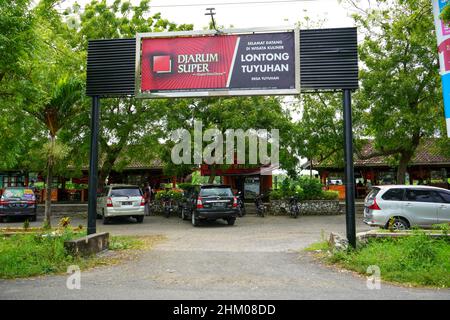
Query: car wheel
136,215,144,223
30,215,37,222
227,218,236,226
192,212,198,227
391,218,409,231
103,214,110,225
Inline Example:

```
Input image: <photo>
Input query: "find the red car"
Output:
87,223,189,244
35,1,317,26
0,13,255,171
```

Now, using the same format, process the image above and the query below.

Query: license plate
212,203,225,207
122,201,132,206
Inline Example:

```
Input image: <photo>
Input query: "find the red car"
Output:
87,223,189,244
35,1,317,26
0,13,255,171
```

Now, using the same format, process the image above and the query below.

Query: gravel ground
0,214,449,300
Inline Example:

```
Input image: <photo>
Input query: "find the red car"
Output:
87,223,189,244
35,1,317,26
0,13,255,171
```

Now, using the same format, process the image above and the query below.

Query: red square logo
152,55,172,73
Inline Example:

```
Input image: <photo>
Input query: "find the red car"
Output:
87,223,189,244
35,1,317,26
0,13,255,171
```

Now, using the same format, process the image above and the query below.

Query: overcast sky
58,0,364,30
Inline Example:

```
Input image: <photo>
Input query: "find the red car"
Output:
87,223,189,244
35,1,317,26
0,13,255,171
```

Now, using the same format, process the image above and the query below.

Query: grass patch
0,231,165,279
315,232,450,288
109,235,165,251
304,241,330,252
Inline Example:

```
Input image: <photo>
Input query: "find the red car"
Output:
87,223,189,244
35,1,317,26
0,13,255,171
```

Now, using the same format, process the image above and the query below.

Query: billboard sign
433,0,450,136
135,28,300,98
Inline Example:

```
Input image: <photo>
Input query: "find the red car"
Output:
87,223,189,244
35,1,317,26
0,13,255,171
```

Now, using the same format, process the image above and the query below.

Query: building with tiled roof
303,138,450,198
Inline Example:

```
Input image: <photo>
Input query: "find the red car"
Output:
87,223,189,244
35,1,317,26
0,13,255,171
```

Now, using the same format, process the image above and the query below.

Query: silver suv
364,185,450,230
97,184,145,224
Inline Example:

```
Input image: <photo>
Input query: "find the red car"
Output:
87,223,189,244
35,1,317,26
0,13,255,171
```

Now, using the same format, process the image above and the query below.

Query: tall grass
0,231,82,278
329,233,450,287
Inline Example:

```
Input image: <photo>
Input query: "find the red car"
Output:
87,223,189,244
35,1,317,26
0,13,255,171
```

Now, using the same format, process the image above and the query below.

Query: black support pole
87,95,100,235
343,89,356,248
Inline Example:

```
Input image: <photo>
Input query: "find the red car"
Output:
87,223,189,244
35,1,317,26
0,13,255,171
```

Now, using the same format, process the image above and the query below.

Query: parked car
97,184,145,224
0,187,37,222
363,185,450,230
181,184,239,226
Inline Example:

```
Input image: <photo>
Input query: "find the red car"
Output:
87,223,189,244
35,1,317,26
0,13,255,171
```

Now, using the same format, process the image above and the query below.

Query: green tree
16,1,85,226
348,0,441,183
160,96,300,182
60,0,193,188
0,0,35,85
296,93,345,171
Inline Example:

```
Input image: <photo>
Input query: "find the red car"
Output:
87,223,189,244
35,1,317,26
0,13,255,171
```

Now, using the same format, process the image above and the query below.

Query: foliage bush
269,189,283,200
177,183,193,190
271,177,337,201
155,190,183,201
320,190,339,200
329,232,450,287
298,177,324,199
0,230,81,278
0,231,150,279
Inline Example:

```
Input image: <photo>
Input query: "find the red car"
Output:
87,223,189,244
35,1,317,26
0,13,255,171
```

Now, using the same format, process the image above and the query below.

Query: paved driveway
0,214,449,300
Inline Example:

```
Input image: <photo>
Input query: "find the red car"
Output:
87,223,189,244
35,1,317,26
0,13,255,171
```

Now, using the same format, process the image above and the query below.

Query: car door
435,190,450,224
380,188,405,214
403,189,439,227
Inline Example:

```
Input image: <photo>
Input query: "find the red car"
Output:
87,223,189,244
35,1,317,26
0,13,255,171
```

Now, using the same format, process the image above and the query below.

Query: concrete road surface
0,214,449,300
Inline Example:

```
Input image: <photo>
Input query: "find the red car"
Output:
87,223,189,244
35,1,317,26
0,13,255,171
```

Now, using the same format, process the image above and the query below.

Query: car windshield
110,188,142,197
2,188,35,201
200,187,233,197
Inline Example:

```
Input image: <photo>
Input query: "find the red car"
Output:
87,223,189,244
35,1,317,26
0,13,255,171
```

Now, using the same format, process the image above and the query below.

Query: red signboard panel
141,35,238,91
137,31,298,97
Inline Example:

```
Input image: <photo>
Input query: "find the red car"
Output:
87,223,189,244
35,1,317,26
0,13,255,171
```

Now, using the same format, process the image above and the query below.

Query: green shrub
297,176,323,200
280,178,291,194
328,234,450,287
272,177,327,200
269,189,283,200
177,183,193,190
155,190,167,200
320,190,339,200
167,190,183,200
0,230,79,278
155,190,182,201
432,223,449,235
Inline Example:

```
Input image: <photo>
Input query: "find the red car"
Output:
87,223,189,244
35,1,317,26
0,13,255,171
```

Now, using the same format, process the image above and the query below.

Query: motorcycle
162,195,175,218
289,196,300,218
254,194,266,217
236,191,246,217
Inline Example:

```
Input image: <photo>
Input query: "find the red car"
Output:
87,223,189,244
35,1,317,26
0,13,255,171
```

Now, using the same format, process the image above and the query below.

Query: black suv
181,185,239,226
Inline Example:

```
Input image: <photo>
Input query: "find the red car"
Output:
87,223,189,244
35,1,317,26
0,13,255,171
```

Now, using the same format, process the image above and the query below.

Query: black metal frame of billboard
86,27,359,247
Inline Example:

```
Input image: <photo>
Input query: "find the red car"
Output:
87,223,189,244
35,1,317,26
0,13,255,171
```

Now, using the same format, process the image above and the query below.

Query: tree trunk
208,165,216,184
44,135,55,227
396,151,413,184
98,150,120,190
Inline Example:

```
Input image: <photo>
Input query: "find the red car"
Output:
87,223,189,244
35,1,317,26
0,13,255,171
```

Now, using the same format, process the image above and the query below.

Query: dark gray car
0,187,37,222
